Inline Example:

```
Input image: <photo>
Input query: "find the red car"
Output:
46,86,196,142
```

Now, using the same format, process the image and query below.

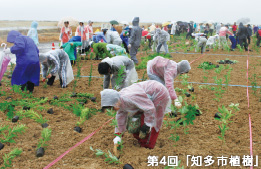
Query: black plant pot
225,60,230,64
185,93,191,97
209,62,213,65
90,97,96,102
219,61,224,64
189,87,194,92
53,96,58,100
170,111,177,117
215,65,219,68
123,164,134,169
6,97,12,100
74,126,82,133
40,97,45,100
36,147,45,157
47,108,54,114
0,142,4,150
7,75,12,79
41,123,49,128
71,92,77,97
23,106,30,110
12,116,19,123
176,118,183,125
196,110,201,116
214,112,221,119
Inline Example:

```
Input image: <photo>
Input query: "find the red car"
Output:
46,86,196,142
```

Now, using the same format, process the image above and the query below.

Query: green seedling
90,146,121,164
106,108,118,127
16,110,48,125
37,128,52,149
114,65,125,90
215,104,240,143
76,108,96,127
1,148,22,169
0,124,26,144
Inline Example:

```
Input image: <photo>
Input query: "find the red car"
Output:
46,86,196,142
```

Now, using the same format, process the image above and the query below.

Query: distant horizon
1,0,260,25
0,20,259,25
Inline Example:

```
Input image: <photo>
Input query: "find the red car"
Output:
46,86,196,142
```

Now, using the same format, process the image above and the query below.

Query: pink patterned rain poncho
101,80,171,133
147,56,191,100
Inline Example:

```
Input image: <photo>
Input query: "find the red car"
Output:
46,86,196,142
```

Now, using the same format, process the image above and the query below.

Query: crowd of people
1,17,260,152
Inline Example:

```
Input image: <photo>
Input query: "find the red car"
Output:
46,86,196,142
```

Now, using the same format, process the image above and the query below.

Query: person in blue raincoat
93,31,107,43
4,30,40,92
27,21,39,46
120,31,129,53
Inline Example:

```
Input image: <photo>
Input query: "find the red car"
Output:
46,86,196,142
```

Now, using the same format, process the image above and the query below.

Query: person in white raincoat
98,56,138,90
153,28,170,54
171,22,176,35
100,80,171,149
39,49,74,88
104,30,122,46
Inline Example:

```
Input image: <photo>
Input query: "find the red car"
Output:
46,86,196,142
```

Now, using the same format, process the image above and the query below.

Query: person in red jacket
256,28,261,47
232,22,237,35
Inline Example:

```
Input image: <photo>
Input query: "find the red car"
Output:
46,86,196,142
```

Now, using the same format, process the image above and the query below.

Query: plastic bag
126,114,141,133
0,51,11,81
124,66,138,87
54,59,74,85
65,59,74,85
165,98,172,114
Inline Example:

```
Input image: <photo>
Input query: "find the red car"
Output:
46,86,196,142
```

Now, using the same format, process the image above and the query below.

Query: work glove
128,44,131,49
174,99,182,108
139,124,150,139
113,136,122,145
113,136,122,157
3,48,11,54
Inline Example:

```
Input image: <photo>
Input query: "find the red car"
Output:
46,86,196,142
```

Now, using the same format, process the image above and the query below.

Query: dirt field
0,38,261,169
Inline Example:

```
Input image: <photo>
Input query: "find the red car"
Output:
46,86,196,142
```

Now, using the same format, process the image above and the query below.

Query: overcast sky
0,0,260,24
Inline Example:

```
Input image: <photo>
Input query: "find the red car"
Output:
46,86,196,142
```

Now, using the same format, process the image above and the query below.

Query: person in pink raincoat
86,20,93,40
101,80,171,149
147,56,191,107
75,22,88,55
60,21,72,46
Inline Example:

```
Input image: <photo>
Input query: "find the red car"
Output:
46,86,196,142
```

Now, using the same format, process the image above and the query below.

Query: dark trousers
247,36,251,44
186,32,192,39
122,41,129,54
148,39,152,49
21,81,35,93
209,29,213,36
46,76,64,88
70,60,76,66
81,47,90,54
239,38,248,51
47,76,56,86
257,37,261,47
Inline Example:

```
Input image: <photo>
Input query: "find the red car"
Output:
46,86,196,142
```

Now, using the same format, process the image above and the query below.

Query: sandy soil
0,40,261,169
